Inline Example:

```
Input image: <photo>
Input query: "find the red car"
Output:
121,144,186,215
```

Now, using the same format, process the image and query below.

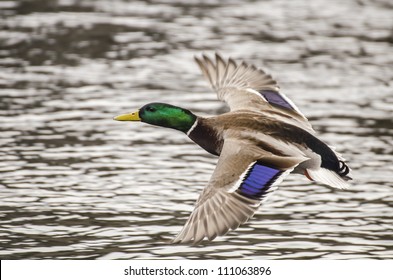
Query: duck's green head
114,102,197,133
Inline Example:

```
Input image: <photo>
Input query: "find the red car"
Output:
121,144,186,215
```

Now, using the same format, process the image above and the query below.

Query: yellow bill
113,110,141,121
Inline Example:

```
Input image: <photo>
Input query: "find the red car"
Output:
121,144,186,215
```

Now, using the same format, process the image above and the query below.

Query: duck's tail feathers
328,145,353,179
306,168,351,189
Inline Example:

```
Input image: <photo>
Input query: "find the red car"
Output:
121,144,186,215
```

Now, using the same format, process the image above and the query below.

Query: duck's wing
171,139,305,244
195,53,313,132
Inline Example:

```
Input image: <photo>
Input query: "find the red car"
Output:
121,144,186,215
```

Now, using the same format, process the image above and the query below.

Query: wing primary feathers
194,56,213,87
215,53,227,87
194,53,311,127
171,157,296,244
202,54,217,89
226,58,238,87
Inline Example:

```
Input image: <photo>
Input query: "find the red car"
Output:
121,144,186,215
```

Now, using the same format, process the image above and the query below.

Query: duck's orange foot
304,170,314,181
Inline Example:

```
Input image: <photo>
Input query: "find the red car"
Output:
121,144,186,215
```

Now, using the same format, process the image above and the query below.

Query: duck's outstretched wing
171,139,305,244
195,53,313,132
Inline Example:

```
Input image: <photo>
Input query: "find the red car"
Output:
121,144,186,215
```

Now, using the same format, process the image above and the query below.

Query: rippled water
1,0,392,260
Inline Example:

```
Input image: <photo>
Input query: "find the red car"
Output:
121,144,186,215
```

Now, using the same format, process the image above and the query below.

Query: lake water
0,0,392,260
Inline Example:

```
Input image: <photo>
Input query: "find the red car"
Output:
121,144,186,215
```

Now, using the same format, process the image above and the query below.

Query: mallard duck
114,53,352,244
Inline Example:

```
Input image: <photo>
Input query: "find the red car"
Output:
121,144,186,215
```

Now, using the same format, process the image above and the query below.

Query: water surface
0,0,392,259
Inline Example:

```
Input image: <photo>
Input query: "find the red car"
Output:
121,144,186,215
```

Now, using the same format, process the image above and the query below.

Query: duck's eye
145,106,156,112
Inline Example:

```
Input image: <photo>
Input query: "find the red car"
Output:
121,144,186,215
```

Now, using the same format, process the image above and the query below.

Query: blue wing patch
259,90,295,110
237,162,283,200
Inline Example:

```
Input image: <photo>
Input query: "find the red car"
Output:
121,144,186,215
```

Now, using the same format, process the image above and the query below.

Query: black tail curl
338,160,352,180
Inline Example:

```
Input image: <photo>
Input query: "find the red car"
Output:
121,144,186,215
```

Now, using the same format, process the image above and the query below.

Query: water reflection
0,0,392,259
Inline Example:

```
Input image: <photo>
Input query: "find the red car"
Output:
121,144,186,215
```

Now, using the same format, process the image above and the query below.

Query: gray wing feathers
195,53,312,131
171,139,300,244
172,190,259,244
195,53,279,97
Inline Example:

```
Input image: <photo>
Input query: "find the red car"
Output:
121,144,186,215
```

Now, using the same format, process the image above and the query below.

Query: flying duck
114,53,352,244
